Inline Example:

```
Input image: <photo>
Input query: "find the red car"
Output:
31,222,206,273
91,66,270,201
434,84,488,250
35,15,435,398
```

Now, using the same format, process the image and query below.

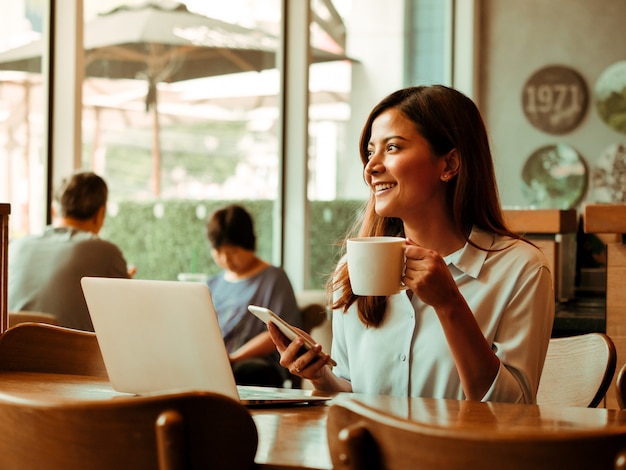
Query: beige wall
479,0,626,208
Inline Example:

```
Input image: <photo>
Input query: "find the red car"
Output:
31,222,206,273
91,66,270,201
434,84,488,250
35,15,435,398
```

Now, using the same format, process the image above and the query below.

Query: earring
442,174,449,181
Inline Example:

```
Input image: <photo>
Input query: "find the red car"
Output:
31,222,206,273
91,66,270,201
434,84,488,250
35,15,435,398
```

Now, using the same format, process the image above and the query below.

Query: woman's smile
373,182,397,193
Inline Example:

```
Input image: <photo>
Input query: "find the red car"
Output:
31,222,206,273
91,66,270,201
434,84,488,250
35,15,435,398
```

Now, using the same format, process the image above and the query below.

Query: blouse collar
442,226,494,279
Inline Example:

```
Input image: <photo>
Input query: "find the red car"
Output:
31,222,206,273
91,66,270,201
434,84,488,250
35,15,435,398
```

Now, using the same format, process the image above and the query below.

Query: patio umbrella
0,1,348,196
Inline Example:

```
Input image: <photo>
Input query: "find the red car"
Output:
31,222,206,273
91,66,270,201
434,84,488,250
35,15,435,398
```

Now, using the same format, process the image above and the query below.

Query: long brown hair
329,85,523,327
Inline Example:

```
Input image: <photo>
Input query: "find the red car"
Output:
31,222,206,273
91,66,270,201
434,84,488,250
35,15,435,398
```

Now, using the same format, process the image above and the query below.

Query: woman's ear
443,148,460,177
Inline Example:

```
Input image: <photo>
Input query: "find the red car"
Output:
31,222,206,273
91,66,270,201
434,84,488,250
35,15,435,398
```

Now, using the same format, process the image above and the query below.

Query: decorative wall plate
521,143,587,209
588,143,626,202
594,61,626,135
522,65,588,135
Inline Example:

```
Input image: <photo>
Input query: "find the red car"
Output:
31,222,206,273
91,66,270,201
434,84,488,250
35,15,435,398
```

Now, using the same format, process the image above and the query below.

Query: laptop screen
81,277,239,399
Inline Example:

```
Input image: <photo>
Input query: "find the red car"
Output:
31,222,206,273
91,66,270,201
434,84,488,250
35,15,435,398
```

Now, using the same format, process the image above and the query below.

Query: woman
269,85,554,403
206,204,302,387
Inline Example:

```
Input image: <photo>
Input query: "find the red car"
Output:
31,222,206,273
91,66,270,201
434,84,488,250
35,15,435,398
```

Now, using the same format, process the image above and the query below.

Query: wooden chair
8,310,58,328
0,322,107,377
327,398,626,470
0,203,9,333
0,390,258,470
296,289,329,334
537,332,616,407
615,362,626,409
290,290,329,389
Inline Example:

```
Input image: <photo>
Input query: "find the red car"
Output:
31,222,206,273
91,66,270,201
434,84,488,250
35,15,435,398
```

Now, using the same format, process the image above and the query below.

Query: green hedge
101,199,364,289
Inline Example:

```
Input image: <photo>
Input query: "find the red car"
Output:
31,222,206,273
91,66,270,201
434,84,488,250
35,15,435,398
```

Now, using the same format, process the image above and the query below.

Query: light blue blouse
331,227,555,403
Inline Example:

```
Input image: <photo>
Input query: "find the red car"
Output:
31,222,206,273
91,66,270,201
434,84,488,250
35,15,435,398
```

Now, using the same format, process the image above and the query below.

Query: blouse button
400,354,407,362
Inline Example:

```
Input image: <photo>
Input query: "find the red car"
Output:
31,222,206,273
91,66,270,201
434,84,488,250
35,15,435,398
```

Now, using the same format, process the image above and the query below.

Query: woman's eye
387,144,398,152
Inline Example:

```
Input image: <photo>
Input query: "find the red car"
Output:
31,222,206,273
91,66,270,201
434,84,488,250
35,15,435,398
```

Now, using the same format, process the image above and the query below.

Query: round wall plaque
521,143,587,209
522,65,589,135
594,61,626,135
588,143,626,202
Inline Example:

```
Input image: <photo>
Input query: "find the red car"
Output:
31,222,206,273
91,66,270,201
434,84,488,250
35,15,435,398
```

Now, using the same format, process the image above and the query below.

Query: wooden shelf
584,204,626,234
503,209,578,234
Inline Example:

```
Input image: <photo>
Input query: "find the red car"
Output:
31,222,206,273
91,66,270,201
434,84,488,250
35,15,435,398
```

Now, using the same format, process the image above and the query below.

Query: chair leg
336,422,381,470
155,410,186,470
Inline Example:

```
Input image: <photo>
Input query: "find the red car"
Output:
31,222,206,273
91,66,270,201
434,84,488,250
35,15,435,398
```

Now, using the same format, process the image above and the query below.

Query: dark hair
330,85,522,327
206,204,256,251
54,171,108,220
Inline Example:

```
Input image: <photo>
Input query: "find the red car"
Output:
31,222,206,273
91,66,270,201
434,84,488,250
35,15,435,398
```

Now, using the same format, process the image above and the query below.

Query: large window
0,0,48,238
0,0,451,290
82,1,286,281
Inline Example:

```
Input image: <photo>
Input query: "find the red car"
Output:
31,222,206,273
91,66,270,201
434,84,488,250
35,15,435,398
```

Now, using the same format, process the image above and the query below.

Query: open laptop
80,276,330,406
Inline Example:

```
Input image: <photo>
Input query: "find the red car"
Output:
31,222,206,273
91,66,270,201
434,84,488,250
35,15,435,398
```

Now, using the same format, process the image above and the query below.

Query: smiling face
364,108,450,224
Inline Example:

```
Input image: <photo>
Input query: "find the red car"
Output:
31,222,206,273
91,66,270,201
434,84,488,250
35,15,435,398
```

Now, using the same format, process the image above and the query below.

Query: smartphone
248,305,336,367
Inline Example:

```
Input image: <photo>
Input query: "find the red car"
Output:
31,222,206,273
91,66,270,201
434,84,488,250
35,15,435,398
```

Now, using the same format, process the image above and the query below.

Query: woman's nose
365,153,383,175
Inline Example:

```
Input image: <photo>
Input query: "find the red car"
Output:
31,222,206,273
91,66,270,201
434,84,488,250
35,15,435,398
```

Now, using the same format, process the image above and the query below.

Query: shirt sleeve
104,242,131,278
481,264,554,404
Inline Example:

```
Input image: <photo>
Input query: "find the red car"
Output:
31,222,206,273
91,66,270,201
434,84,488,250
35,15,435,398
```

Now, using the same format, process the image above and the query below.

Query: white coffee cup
346,236,406,296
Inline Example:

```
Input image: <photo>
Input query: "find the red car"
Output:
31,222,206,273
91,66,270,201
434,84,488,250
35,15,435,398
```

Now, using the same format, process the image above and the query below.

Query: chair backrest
292,290,329,389
537,332,616,407
0,322,107,377
0,391,258,470
295,289,329,334
8,310,58,328
616,362,626,409
327,398,626,470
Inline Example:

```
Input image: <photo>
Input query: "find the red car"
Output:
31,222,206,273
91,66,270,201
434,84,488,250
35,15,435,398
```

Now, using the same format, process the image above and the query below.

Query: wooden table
0,371,332,470
2,371,626,469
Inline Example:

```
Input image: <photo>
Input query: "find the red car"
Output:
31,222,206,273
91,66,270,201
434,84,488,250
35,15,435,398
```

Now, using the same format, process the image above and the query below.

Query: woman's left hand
267,322,331,379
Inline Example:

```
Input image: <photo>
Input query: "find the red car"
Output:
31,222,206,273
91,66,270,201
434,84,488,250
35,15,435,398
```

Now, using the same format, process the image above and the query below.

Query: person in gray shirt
8,171,131,331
